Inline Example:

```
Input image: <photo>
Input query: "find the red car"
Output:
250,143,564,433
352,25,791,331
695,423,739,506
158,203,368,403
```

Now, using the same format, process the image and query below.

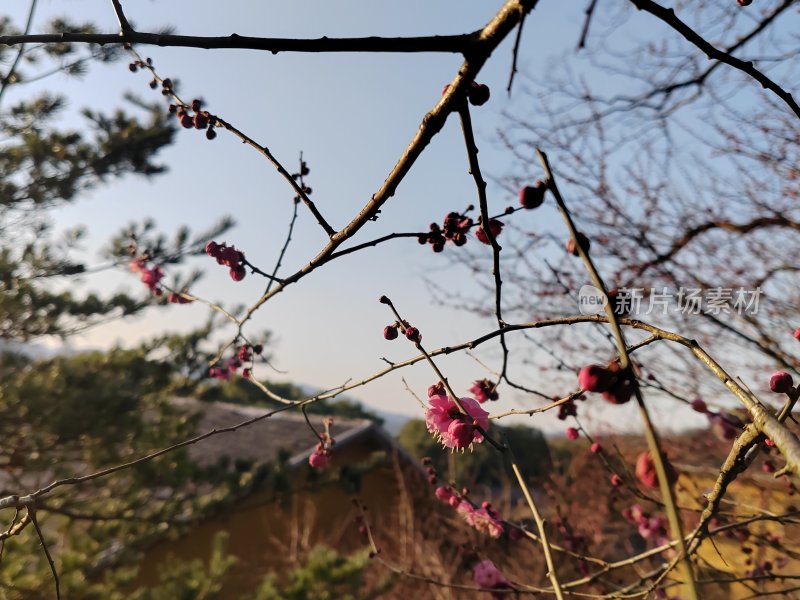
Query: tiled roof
170,397,377,468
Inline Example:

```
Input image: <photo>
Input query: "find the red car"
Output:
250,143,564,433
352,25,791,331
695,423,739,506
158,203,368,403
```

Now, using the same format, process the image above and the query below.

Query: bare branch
0,31,477,55
629,0,800,119
0,0,38,106
109,0,133,34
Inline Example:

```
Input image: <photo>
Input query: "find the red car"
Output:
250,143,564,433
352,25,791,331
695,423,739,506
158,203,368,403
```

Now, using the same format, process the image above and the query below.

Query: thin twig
577,0,599,50
264,154,303,295
458,104,511,389
506,436,565,600
629,0,800,119
0,0,38,107
29,507,60,600
506,8,527,94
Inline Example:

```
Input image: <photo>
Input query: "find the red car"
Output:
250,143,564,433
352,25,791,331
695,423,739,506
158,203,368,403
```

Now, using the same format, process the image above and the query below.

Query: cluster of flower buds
168,98,217,140
126,233,179,299
556,394,587,420
418,209,474,252
621,504,669,546
433,481,505,538
558,399,577,420
469,378,499,403
205,241,247,281
690,398,745,442
129,258,165,297
308,417,335,470
290,159,312,203
167,291,191,304
128,55,219,140
383,320,421,343
209,343,262,381
578,361,636,404
128,57,153,75
552,515,589,555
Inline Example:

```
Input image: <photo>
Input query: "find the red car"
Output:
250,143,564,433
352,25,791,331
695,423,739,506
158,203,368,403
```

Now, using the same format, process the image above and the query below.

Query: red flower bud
769,371,794,394
519,181,546,209
467,82,490,106
427,382,445,398
229,265,246,281
405,326,421,343
567,232,591,256
475,219,503,245
578,364,614,393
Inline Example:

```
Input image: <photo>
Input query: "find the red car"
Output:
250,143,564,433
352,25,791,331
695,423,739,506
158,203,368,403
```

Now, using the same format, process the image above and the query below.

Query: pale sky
7,1,714,433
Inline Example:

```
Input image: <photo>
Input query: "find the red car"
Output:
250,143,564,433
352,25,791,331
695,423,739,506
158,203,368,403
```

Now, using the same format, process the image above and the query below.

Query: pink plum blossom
456,501,504,538
473,559,512,591
470,378,498,403
425,394,489,450
308,447,331,470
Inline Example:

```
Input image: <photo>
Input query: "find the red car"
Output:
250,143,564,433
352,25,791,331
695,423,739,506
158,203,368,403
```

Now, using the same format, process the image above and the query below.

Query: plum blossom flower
709,412,741,441
434,486,455,504
635,452,658,488
208,366,230,381
470,378,499,403
427,382,445,397
635,451,678,488
456,501,504,538
308,447,331,469
129,259,165,296
425,394,489,450
475,219,503,245
578,363,634,404
622,504,669,545
473,560,513,593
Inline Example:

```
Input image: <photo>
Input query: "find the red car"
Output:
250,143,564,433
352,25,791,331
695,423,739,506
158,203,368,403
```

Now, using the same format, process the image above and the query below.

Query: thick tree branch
0,31,477,55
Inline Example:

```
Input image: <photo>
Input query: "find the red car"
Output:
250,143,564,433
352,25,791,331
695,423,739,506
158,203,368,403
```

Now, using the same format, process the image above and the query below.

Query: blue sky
7,1,713,432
